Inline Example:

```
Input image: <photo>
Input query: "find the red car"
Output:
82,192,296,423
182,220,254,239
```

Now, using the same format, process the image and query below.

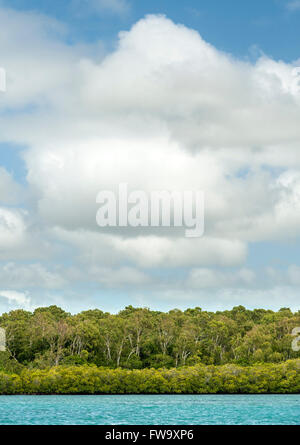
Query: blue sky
4,0,300,60
0,0,300,314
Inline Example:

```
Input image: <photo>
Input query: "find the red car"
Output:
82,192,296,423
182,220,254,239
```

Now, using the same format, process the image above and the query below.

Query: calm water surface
0,394,299,425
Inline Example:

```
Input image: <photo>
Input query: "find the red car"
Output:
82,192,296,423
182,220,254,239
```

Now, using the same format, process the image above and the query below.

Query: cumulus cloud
187,268,256,289
52,228,247,268
12,14,300,249
0,9,300,310
0,207,27,249
0,263,66,289
0,290,30,306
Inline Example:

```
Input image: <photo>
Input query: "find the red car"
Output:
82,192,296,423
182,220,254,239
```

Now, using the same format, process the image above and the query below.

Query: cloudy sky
1,0,300,313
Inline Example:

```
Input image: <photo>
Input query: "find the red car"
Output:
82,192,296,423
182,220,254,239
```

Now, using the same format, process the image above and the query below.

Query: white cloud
14,14,300,252
0,263,66,289
110,235,247,268
286,1,300,11
91,0,129,15
0,290,30,306
0,10,300,309
89,266,150,286
0,207,60,261
188,268,256,289
0,168,23,204
287,265,300,285
53,228,247,268
0,207,27,248
0,7,75,111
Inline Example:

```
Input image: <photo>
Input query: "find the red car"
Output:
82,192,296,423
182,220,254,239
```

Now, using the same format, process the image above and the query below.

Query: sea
0,394,299,425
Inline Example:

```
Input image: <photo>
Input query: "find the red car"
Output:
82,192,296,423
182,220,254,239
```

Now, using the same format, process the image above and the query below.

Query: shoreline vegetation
0,360,300,395
0,305,299,394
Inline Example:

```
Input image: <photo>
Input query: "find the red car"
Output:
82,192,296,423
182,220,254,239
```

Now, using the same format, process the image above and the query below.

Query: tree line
0,304,299,370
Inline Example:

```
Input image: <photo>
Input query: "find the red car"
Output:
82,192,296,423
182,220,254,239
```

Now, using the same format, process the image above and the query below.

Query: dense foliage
0,360,299,394
0,305,299,370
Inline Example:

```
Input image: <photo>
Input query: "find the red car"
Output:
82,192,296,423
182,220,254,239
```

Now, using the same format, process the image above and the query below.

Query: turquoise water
0,394,299,425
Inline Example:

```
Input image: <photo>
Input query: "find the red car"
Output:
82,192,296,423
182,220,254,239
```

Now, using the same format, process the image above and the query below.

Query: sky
0,0,300,314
